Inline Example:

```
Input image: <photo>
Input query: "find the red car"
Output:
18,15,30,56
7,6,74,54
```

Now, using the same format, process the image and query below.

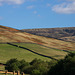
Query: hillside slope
0,43,51,63
0,25,75,51
22,27,75,42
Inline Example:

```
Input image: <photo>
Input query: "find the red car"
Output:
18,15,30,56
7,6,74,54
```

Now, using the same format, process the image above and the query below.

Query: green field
0,66,5,70
0,44,51,63
13,43,68,59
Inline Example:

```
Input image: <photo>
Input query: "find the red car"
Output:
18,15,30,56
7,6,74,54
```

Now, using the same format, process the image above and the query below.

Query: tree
31,69,41,75
48,53,75,75
30,58,50,75
19,59,30,72
5,58,21,72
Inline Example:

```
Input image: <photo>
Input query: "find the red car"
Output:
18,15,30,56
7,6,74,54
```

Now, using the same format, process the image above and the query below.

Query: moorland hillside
0,25,75,51
22,27,75,42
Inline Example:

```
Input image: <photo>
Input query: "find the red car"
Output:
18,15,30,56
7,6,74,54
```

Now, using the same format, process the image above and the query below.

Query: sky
0,0,75,29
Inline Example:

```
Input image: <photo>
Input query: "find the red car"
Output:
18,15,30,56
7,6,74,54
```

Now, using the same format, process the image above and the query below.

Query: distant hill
0,25,75,51
22,27,75,42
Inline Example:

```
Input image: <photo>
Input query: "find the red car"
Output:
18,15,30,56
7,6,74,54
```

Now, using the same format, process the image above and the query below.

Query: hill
0,25,75,51
22,27,75,42
0,25,75,63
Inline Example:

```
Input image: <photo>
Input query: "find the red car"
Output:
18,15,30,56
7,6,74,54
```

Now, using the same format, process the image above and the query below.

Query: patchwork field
11,43,68,60
0,25,75,64
0,44,51,63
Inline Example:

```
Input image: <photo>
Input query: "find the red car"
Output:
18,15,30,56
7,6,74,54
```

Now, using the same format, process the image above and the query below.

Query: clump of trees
5,58,57,75
5,53,75,75
48,53,75,75
5,59,29,72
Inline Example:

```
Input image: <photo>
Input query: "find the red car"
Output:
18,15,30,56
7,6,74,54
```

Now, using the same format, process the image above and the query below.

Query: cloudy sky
0,0,75,29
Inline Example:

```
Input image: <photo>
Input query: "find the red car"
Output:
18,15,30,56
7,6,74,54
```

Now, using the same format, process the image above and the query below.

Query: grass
0,66,5,70
14,43,68,59
0,44,51,63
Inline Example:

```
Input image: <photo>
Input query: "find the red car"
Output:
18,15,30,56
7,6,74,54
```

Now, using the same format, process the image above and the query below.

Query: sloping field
0,44,51,63
0,25,75,51
12,43,67,60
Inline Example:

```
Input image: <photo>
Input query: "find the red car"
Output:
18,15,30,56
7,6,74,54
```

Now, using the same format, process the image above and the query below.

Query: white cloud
0,2,2,6
29,0,36,1
52,1,75,14
0,0,37,6
26,0,36,1
26,5,35,9
0,0,25,5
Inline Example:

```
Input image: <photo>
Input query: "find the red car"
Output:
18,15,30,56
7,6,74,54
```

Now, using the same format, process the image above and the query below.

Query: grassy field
13,43,68,60
0,66,5,70
0,44,51,63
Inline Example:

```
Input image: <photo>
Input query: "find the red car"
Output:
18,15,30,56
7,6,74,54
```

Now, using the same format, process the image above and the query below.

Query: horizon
0,25,75,30
0,0,75,29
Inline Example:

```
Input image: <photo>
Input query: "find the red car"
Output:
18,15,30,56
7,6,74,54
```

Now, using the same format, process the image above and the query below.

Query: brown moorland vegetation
0,25,75,51
22,27,75,42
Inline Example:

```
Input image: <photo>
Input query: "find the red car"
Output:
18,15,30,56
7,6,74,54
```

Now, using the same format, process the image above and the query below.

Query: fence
0,70,25,75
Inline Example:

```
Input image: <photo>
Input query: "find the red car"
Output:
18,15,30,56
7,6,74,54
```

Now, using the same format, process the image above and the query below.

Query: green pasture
0,66,5,70
0,44,51,63
14,43,68,59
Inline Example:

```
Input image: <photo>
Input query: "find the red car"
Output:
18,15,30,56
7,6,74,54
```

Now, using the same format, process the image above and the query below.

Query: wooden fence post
13,71,15,75
17,71,20,75
21,72,24,75
5,70,8,75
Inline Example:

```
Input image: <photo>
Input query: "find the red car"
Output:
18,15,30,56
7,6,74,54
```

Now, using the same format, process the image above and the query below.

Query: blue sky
0,0,75,29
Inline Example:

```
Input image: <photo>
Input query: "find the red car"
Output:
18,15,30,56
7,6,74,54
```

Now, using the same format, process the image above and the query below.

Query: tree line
5,53,75,75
